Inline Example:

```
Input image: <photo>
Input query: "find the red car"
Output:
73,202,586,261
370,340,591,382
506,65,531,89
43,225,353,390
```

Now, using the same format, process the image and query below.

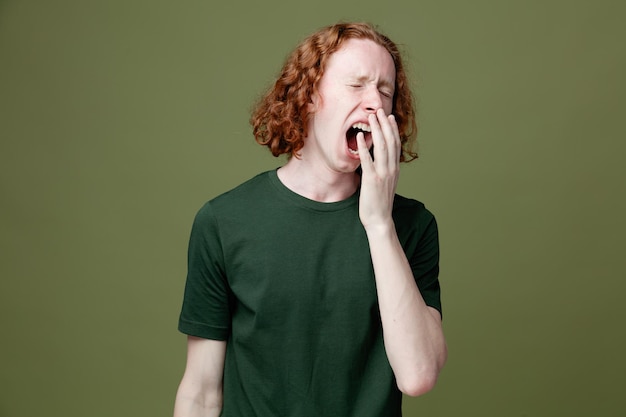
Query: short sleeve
178,202,231,340
394,200,442,317
410,209,442,316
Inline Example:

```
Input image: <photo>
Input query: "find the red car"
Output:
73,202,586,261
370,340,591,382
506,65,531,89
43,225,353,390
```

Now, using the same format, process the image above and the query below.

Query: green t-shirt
179,170,441,417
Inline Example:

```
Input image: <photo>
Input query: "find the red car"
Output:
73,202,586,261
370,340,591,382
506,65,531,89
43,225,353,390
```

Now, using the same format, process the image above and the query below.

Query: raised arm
174,336,227,417
357,109,447,396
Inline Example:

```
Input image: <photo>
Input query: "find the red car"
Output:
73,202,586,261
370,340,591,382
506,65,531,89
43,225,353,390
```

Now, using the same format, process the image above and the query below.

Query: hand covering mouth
346,123,372,154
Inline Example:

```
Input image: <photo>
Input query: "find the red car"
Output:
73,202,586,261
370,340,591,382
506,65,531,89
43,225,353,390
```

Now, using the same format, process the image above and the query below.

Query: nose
362,86,383,113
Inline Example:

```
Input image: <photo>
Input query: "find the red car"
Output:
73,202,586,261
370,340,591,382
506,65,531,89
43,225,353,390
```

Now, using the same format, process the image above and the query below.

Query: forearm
173,383,222,417
365,222,447,396
174,337,226,417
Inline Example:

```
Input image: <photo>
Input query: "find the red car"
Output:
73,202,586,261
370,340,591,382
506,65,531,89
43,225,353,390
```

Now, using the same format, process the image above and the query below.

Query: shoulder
211,171,273,204
392,194,436,225
192,170,279,231
195,171,274,214
392,194,438,248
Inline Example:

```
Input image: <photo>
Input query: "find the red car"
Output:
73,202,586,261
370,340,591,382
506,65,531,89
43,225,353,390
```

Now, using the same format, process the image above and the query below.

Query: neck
277,157,360,203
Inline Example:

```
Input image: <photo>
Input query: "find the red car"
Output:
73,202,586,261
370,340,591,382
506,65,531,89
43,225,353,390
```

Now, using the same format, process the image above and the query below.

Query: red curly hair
250,22,419,162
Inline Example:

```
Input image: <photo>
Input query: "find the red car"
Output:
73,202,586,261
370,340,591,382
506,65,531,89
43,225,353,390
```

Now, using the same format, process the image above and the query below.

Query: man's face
302,38,396,173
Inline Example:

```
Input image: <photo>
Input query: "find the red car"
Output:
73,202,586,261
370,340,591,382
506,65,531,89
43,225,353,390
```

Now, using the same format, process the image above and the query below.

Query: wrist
363,219,396,237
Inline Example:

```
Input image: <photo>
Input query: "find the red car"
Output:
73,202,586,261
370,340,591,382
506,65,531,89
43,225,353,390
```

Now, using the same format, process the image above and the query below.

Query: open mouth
346,123,372,154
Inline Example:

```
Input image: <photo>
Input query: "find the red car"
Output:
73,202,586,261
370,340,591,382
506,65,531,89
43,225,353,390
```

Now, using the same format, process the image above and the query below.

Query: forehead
324,38,396,84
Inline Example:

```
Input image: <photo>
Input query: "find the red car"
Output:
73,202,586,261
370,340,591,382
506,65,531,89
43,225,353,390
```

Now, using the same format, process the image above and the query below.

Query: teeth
348,148,359,155
352,123,371,132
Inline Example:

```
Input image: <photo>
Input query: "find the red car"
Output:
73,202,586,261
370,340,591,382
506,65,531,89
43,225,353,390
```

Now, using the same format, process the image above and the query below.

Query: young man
174,22,447,417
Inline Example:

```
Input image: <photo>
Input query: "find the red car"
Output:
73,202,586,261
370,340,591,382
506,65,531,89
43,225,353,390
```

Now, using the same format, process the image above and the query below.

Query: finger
376,109,400,166
368,112,388,170
356,131,374,172
385,113,401,164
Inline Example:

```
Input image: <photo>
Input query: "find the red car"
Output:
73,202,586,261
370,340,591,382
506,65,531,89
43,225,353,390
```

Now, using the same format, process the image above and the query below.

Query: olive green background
1,0,625,416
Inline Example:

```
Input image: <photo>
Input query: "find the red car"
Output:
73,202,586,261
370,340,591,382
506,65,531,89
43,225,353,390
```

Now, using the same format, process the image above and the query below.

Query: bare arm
173,336,227,417
357,109,447,397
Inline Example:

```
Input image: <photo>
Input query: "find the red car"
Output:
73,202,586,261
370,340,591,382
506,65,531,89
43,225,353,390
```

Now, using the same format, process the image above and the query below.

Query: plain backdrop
1,1,625,416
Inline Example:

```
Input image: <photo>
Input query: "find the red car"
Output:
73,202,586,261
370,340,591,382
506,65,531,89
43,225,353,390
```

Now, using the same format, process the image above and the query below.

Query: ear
307,92,321,113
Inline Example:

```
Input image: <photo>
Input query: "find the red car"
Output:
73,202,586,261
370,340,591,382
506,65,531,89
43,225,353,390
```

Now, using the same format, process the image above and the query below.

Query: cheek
384,100,394,115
